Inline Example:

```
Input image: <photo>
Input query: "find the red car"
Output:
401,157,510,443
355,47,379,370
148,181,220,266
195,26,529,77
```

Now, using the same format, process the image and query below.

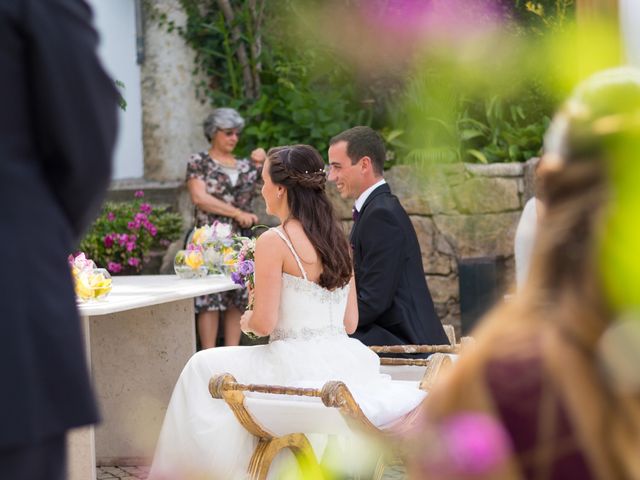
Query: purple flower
140,203,152,215
134,190,144,198
237,260,254,276
103,234,114,248
127,221,138,230
107,261,122,273
127,257,141,267
126,240,136,252
231,271,244,286
107,212,116,221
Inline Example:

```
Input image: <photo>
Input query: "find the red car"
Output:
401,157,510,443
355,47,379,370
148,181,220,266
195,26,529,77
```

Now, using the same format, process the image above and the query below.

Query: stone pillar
141,1,210,181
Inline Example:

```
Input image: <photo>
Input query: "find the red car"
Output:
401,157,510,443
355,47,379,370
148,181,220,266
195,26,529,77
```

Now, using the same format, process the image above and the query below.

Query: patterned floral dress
186,152,261,313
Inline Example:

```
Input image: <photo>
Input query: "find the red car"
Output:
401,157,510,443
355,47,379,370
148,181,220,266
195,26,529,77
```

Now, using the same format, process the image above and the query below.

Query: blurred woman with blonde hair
418,67,640,479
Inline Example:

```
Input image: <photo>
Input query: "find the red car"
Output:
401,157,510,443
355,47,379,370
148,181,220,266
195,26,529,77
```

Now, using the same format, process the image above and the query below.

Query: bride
149,144,426,479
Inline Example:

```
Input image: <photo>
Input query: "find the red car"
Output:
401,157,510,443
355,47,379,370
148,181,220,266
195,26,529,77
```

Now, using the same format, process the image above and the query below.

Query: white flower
204,247,223,264
215,222,233,239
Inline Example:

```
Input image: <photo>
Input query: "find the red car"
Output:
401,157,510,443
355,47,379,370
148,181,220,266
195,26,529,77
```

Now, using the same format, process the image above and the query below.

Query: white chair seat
243,380,422,436
244,396,349,436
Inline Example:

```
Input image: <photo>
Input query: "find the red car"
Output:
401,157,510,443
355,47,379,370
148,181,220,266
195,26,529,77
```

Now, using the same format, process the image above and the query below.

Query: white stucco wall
88,0,145,180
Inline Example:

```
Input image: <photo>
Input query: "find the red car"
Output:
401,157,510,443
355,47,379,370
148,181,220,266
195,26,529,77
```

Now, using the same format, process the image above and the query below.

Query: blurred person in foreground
417,67,640,479
0,1,118,479
186,108,265,348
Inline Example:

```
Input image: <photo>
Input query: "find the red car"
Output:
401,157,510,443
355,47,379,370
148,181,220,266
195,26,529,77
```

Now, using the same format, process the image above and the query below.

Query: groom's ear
360,156,373,174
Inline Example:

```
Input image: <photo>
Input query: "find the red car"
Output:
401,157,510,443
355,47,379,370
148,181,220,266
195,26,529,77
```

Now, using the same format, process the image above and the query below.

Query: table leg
91,299,196,465
67,315,96,480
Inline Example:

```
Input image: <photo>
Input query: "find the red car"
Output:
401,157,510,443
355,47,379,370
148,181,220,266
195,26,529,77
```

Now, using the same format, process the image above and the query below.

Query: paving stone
97,471,116,479
99,466,126,476
382,465,407,479
121,467,142,474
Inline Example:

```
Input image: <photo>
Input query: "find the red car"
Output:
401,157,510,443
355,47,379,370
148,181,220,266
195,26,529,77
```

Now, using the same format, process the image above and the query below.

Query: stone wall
325,159,539,333
108,159,538,333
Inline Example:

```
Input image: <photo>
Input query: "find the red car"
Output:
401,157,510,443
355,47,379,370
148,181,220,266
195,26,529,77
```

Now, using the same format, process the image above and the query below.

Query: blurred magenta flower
127,257,141,267
421,412,511,477
107,261,122,274
103,234,115,248
107,212,115,221
363,0,503,47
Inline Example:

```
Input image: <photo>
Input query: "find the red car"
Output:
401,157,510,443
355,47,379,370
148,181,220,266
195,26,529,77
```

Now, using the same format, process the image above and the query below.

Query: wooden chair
208,353,452,480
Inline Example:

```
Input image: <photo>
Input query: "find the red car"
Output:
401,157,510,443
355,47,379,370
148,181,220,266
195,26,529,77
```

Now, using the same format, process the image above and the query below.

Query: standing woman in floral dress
186,108,266,348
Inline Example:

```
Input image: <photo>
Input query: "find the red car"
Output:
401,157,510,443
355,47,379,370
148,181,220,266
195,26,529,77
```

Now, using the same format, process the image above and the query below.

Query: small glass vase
174,249,208,279
75,267,112,302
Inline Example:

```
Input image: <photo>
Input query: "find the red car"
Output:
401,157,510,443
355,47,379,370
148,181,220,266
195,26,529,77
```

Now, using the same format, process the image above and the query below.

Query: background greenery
152,0,575,164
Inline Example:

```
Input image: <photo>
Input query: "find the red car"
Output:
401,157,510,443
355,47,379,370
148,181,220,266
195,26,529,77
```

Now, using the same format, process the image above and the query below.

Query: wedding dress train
149,228,426,479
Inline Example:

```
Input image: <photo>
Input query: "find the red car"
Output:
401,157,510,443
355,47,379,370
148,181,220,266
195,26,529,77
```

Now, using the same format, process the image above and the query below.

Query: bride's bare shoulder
255,228,284,251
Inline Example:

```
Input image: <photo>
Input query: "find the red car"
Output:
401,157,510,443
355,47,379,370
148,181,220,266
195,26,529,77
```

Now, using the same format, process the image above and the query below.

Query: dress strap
271,227,308,281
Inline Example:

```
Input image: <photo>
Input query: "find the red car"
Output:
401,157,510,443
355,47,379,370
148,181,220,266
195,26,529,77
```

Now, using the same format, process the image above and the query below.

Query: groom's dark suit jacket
0,0,118,450
350,183,449,347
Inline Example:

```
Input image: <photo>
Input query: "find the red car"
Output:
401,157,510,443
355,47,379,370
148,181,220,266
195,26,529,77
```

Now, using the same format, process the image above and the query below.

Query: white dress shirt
354,179,386,213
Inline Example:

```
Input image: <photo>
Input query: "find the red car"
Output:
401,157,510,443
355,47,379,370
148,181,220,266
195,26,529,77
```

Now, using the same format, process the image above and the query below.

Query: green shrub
79,191,183,274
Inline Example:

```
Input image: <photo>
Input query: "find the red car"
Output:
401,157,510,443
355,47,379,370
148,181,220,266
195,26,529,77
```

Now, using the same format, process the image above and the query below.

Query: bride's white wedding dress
150,228,426,479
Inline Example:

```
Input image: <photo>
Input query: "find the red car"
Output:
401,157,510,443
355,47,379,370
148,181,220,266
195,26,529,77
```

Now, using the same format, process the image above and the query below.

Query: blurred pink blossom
421,412,511,477
107,261,122,273
127,257,141,267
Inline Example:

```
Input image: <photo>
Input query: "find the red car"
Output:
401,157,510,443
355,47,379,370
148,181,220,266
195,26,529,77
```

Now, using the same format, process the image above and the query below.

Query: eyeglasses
219,129,241,138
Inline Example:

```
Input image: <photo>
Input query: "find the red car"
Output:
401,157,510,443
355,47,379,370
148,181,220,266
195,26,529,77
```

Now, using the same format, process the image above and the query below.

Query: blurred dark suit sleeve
27,0,118,239
0,0,118,457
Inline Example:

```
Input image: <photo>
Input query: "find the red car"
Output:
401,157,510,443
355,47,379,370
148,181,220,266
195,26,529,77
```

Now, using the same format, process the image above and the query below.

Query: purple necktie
352,206,360,222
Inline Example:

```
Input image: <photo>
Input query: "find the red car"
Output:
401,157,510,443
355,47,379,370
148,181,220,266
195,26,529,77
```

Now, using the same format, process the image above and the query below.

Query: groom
328,126,449,348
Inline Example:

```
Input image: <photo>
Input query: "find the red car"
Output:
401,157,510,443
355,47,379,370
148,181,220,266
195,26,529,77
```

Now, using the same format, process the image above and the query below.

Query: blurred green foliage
153,0,367,159
149,0,622,169
387,0,574,164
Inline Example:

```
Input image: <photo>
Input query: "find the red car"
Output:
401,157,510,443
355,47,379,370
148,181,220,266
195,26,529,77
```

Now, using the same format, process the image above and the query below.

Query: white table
67,275,239,479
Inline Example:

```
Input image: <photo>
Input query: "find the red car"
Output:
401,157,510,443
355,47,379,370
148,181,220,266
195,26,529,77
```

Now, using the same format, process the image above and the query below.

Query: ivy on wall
152,0,368,159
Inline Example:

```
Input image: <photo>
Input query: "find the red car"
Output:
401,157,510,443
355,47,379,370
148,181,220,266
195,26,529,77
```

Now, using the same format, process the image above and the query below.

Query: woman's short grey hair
203,108,245,142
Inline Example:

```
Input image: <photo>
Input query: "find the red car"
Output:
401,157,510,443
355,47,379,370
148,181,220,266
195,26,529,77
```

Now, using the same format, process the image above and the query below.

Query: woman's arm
240,230,283,337
343,276,358,334
187,178,257,227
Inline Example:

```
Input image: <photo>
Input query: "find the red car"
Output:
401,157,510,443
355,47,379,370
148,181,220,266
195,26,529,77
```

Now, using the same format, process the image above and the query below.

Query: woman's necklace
209,148,237,168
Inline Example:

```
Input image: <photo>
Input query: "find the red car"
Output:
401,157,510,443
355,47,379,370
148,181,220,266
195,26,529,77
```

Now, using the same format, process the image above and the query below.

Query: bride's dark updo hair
267,145,352,290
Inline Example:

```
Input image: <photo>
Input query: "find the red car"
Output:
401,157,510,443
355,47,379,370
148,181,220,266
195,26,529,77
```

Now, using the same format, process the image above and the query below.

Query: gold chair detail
209,352,453,480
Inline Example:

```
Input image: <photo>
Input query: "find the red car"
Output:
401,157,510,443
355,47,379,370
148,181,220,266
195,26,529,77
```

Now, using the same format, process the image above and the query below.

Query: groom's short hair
330,126,385,176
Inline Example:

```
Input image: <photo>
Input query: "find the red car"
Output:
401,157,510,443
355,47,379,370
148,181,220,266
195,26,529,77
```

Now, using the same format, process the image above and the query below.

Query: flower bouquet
69,252,113,302
187,221,235,275
229,236,260,339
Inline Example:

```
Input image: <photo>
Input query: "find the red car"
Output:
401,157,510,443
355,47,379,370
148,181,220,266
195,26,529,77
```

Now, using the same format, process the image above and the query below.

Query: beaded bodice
269,228,349,342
